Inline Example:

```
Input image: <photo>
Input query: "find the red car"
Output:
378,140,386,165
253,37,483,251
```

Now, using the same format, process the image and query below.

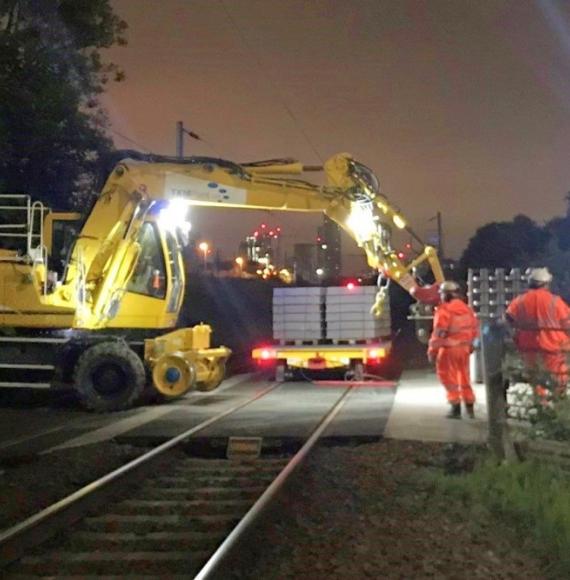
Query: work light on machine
346,202,377,242
158,198,191,235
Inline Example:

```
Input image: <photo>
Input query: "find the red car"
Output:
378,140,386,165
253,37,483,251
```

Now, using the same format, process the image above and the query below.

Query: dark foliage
460,214,550,271
0,0,127,209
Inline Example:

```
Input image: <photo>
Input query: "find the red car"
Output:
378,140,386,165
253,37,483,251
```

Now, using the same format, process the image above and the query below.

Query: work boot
446,404,461,419
465,403,475,419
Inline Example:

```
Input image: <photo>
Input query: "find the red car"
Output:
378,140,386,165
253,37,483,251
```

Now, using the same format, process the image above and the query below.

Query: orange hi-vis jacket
506,288,570,353
428,299,479,354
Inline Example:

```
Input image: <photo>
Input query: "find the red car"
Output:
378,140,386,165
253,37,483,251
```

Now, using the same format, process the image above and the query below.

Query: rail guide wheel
152,353,197,399
196,359,226,392
73,341,146,412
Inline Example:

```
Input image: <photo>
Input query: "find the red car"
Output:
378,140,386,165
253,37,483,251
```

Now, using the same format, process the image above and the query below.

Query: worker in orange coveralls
506,268,570,396
428,281,479,419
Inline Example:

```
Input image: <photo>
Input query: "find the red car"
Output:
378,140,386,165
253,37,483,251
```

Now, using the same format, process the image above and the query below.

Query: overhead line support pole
176,121,184,159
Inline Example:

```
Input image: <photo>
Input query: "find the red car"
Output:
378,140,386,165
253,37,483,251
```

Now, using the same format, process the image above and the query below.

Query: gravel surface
0,442,143,530
231,440,545,580
0,439,547,579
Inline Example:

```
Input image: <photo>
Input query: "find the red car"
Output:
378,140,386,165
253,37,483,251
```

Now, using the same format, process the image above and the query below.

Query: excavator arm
60,151,444,328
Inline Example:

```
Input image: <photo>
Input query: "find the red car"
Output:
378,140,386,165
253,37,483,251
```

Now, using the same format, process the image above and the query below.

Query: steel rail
194,385,354,580
0,380,281,567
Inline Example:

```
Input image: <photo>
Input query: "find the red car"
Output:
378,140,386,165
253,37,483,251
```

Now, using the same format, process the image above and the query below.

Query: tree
545,214,570,252
460,214,550,271
0,0,127,209
527,241,570,302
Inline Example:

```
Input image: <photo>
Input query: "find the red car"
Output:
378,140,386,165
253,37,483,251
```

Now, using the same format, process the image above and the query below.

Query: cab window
127,222,167,298
165,231,183,313
50,219,80,276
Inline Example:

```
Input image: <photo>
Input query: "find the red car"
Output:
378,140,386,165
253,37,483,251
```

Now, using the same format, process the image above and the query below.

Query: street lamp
198,242,209,269
235,256,244,276
315,268,324,276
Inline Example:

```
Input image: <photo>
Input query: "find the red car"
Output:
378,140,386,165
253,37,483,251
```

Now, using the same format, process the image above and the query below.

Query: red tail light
365,348,385,365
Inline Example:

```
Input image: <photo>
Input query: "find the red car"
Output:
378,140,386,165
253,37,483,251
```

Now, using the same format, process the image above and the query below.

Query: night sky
104,0,570,271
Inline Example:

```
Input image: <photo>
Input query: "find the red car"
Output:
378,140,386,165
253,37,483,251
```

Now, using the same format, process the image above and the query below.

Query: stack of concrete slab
468,268,527,320
273,287,324,341
325,286,391,341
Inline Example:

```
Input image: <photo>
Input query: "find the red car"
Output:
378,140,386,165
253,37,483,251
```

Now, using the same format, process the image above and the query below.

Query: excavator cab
43,212,82,279
107,208,185,329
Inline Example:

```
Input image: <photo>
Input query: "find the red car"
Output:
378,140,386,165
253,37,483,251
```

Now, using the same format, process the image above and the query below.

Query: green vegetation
433,457,570,578
530,398,570,441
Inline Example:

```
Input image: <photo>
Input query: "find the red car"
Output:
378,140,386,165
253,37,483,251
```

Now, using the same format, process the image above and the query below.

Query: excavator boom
59,151,443,329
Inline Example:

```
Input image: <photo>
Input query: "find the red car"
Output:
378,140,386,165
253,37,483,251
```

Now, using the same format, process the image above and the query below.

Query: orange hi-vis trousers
521,351,568,394
436,346,475,405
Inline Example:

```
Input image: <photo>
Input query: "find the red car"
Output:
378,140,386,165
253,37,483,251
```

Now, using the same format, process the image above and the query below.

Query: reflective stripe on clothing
428,299,479,351
436,346,475,404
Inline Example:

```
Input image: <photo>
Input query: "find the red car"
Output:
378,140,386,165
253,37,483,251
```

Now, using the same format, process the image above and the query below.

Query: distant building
293,243,318,284
239,225,283,266
241,236,262,262
317,216,342,280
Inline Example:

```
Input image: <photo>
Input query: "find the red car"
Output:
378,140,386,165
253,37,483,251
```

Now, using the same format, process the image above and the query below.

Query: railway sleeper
174,466,283,476
110,498,252,516
83,513,240,534
63,530,223,552
155,474,278,487
15,550,212,576
138,485,266,500
177,458,289,469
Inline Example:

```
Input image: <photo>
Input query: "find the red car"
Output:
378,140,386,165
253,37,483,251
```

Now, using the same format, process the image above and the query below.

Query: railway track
0,381,354,579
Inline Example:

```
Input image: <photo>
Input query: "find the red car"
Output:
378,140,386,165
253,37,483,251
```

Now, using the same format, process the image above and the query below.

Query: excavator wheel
196,360,226,392
73,341,146,412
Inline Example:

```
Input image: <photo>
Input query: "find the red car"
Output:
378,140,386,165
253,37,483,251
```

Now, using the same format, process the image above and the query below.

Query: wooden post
481,322,517,461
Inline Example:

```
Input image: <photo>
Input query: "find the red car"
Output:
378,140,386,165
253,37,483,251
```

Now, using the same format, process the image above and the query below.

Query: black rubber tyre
73,342,146,412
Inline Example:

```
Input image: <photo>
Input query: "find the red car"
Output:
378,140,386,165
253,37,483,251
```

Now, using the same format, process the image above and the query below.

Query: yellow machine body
0,152,442,408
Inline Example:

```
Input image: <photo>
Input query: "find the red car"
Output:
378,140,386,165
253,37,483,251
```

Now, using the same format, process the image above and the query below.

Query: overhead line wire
107,127,151,153
219,0,324,165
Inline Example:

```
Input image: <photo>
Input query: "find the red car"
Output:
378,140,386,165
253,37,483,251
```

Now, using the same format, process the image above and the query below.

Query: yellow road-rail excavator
0,151,443,411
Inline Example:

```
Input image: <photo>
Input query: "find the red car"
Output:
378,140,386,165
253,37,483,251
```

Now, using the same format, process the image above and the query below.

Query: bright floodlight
392,214,406,229
198,242,209,252
158,199,191,235
316,268,324,276
346,202,377,243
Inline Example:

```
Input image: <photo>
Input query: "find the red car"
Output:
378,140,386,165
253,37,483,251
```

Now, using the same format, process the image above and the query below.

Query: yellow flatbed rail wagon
252,341,391,381
252,285,393,381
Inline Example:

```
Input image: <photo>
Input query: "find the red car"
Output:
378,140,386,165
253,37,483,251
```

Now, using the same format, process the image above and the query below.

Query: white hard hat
439,280,460,293
528,267,552,284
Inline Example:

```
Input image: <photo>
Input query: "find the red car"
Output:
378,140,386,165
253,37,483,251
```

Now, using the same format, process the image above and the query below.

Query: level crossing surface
384,369,488,444
0,370,488,460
